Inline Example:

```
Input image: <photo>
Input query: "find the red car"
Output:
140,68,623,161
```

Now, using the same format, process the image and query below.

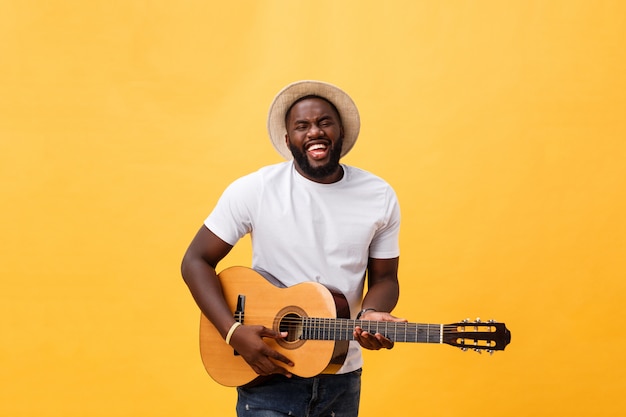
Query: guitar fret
318,318,323,340
318,318,322,340
328,317,332,341
326,317,331,340
328,318,332,340
317,318,321,340
325,317,331,340
316,318,320,340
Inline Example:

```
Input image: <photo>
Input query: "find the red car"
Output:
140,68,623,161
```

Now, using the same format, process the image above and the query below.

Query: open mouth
306,142,329,160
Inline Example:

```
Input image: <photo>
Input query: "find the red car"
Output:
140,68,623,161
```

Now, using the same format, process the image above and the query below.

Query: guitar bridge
232,294,245,356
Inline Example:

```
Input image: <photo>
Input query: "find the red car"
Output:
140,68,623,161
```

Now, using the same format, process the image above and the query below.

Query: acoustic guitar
199,266,511,387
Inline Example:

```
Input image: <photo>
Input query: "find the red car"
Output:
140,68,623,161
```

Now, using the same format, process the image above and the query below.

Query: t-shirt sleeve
204,175,258,246
368,187,401,259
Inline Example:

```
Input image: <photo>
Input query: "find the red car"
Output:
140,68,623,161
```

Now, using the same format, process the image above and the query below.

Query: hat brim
267,80,360,160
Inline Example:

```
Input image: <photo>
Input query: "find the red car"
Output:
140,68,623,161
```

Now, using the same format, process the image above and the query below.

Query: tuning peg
474,348,482,354
461,347,468,352
488,319,496,323
462,318,470,323
487,350,494,355
474,318,481,331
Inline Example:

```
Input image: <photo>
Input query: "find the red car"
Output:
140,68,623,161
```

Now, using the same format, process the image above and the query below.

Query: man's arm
353,256,406,350
181,226,294,376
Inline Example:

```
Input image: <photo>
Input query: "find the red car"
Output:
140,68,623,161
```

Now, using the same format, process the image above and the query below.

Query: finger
254,354,293,377
252,356,280,376
266,348,294,367
251,362,270,376
257,337,293,365
269,364,293,378
375,334,395,349
259,327,289,340
361,332,385,350
356,331,382,350
355,330,372,344
353,328,366,342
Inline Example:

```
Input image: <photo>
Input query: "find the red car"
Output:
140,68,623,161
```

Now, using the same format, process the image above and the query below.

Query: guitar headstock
443,318,511,354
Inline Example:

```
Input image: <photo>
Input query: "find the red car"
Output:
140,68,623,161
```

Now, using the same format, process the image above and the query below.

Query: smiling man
182,80,404,417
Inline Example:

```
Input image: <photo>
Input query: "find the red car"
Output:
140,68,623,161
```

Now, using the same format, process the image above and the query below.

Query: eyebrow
292,114,333,124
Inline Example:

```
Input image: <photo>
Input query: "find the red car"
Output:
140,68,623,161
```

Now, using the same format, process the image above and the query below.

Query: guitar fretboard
300,318,443,344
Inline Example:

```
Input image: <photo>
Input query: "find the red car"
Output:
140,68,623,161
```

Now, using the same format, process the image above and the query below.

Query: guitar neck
301,317,444,344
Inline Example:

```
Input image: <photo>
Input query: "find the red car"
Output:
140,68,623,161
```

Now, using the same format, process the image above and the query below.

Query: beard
288,138,344,180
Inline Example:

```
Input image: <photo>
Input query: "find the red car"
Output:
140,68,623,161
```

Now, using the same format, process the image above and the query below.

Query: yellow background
1,1,625,416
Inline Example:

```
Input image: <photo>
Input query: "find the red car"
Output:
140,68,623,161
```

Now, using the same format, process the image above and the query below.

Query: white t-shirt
205,161,400,373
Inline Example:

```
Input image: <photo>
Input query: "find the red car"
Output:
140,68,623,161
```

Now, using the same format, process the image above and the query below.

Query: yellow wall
1,1,624,416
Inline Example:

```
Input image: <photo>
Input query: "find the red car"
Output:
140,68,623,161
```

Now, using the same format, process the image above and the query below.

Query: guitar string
229,314,494,329
235,316,470,328
228,316,469,334
230,315,474,329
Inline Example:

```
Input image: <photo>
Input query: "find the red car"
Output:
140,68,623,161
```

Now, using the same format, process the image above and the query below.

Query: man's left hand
353,311,407,350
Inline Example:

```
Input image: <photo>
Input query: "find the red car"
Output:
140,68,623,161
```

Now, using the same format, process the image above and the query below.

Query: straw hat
267,80,360,160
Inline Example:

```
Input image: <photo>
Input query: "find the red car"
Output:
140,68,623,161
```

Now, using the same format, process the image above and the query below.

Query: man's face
285,97,344,183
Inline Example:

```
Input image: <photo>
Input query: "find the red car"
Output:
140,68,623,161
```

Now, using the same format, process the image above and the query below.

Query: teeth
308,144,327,151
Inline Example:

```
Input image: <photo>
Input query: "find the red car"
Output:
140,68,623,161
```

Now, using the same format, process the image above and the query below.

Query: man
181,80,404,417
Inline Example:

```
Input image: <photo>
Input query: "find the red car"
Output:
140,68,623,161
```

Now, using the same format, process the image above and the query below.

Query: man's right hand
229,324,295,377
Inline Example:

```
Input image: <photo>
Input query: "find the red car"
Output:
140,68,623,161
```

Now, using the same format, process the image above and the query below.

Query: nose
307,124,324,138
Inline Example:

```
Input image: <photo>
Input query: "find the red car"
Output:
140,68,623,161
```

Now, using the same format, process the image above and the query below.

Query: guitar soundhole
279,313,303,342
274,306,307,350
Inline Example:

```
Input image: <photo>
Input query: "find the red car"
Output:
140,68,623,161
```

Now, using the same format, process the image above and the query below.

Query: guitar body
199,266,350,387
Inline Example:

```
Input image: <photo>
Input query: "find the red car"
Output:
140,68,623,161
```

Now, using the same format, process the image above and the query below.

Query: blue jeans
236,369,362,417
